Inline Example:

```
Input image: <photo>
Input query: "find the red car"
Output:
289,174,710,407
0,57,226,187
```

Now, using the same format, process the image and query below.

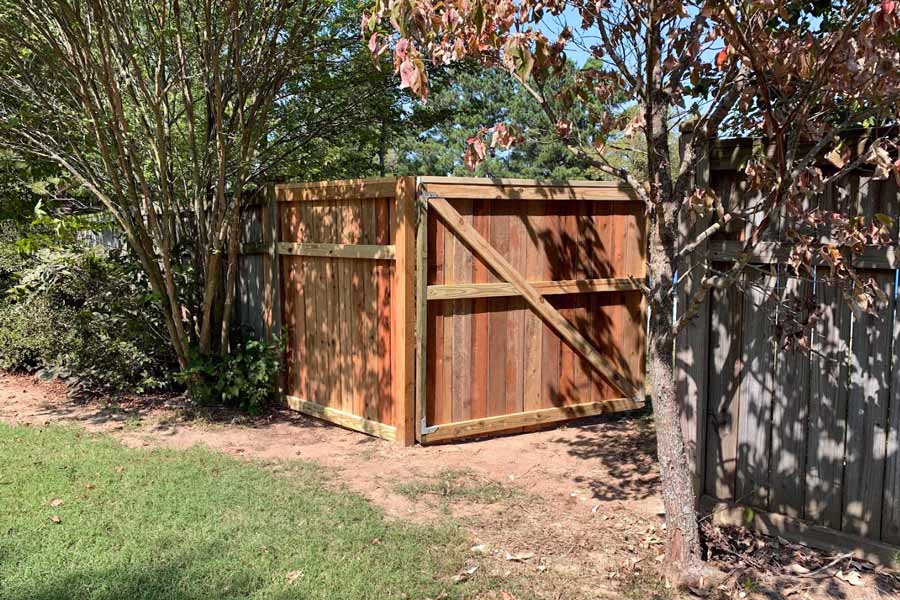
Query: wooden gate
417,177,646,443
239,176,647,446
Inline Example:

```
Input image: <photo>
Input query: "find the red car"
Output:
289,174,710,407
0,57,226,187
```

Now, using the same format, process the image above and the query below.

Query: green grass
0,424,488,600
394,469,518,508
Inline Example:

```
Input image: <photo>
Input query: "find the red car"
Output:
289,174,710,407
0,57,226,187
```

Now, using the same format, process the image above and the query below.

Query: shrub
178,338,282,414
0,237,178,395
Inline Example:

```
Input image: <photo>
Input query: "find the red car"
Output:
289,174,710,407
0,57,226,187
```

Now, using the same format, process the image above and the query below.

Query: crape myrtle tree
365,0,900,586
0,0,385,366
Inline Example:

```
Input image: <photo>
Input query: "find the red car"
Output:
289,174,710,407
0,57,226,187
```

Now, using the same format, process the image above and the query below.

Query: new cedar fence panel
240,178,415,444
239,176,647,447
676,137,900,567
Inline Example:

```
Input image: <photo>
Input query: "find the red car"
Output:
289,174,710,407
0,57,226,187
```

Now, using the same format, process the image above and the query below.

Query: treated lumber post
429,197,639,401
394,177,417,445
414,181,428,442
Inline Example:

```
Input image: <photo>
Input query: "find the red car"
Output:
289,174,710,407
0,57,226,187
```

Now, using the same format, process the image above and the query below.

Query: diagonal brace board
428,197,640,401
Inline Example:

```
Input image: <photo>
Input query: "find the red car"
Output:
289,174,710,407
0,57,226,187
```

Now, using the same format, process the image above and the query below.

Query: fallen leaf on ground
835,570,864,586
286,570,303,583
786,563,811,575
505,551,535,562
451,565,478,584
49,498,63,507
49,515,61,524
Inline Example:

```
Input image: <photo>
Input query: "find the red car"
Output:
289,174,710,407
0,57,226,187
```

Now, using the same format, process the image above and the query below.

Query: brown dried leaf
49,498,63,507
835,570,864,586
505,551,535,562
286,570,303,583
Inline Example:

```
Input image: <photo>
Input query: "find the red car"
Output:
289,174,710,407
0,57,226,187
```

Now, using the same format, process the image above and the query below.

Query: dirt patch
2,372,897,599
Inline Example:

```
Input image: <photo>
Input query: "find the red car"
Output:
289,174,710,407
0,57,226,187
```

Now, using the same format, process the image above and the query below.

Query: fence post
394,176,417,446
675,121,711,498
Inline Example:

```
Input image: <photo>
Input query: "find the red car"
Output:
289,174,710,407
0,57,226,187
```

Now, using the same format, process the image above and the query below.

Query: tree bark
646,219,707,584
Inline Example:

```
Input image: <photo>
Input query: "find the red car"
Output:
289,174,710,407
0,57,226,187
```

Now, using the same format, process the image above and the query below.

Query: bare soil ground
1,372,897,600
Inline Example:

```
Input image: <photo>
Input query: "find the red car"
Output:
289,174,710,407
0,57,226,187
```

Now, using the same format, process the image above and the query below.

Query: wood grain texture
392,177,417,445
268,177,646,445
421,397,643,444
277,242,396,260
426,278,640,300
376,198,393,426
429,197,640,400
487,209,509,416
769,273,811,518
704,283,743,501
470,198,491,420
522,202,544,412
843,272,893,538
449,199,473,423
884,274,900,545
286,395,397,441
805,274,851,530
276,178,398,202
735,272,777,510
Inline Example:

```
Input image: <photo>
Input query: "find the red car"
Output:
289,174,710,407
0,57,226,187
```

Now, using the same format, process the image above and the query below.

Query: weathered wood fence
239,176,647,446
676,137,900,565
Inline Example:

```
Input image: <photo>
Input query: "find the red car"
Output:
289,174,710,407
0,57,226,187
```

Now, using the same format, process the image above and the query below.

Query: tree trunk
647,215,719,588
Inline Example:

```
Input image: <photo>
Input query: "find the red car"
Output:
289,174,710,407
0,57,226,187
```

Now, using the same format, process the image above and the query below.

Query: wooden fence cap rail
420,176,638,201
275,178,400,202
418,175,631,188
268,176,638,203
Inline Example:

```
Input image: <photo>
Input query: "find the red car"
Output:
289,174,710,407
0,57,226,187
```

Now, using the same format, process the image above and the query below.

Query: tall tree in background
391,64,602,178
0,0,376,366
367,0,900,586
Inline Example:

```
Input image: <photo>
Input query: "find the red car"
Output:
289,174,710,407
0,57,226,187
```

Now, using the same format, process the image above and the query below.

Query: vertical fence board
375,198,392,426
675,138,712,494
769,273,812,518
471,199,491,420
306,205,325,406
884,283,900,545
347,199,363,418
522,202,544,412
487,209,509,416
541,200,562,408
805,276,851,530
450,199,473,422
843,272,893,538
735,272,777,509
426,209,442,426
507,209,527,415
704,283,744,501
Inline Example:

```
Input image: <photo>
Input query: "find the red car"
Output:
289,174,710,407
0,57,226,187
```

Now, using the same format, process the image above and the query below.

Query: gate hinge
420,417,438,436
